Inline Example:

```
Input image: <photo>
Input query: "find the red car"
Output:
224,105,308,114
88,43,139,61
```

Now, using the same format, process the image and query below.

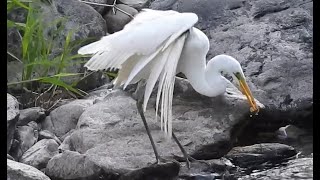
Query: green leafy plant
7,0,93,108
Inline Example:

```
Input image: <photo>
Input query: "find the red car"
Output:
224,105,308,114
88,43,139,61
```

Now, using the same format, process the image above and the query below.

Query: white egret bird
78,9,259,167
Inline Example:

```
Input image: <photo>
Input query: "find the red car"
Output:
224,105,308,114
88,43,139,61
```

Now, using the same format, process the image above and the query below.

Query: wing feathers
78,9,198,137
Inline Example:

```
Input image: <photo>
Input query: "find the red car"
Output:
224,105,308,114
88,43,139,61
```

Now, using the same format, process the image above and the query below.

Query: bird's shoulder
124,9,199,30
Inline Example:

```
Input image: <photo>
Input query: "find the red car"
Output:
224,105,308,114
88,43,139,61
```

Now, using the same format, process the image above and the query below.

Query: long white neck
181,55,229,97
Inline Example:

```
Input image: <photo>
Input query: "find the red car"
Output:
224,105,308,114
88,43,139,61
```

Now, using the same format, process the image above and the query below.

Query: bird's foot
173,154,210,169
149,156,171,166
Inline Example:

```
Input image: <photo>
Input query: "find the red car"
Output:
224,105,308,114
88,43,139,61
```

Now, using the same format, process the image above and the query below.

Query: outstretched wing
78,9,198,137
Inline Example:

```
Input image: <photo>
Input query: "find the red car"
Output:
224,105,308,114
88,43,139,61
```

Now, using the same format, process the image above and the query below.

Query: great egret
78,9,259,167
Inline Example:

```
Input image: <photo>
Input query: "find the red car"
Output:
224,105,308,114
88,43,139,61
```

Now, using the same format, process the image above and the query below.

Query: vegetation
7,0,93,109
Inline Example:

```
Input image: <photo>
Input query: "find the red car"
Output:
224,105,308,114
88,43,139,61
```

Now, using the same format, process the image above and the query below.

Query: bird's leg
172,132,211,169
171,132,194,168
135,81,164,164
136,100,163,164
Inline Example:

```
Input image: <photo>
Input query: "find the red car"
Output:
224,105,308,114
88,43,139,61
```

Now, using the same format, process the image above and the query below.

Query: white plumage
78,9,259,138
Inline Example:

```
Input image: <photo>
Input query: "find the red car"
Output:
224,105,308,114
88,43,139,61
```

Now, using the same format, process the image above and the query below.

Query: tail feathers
123,45,164,89
157,34,186,138
142,42,172,112
113,55,141,87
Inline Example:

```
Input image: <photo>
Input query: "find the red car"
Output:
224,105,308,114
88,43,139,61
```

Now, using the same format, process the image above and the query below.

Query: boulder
7,7,27,23
34,0,107,46
119,0,150,10
251,0,290,18
49,99,94,137
225,143,297,168
46,150,180,180
20,139,59,170
45,150,117,180
18,107,46,126
57,79,263,176
75,71,110,92
7,93,19,153
38,130,62,144
7,27,22,62
148,0,313,113
40,116,55,133
7,159,50,180
80,0,110,15
7,61,23,88
9,122,39,161
104,4,138,33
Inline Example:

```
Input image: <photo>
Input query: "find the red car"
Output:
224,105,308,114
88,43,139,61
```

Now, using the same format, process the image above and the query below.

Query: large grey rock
7,159,50,180
38,130,62,144
149,0,313,113
239,157,313,179
20,139,59,170
7,61,23,87
9,122,39,161
104,4,138,33
58,79,263,175
75,71,110,91
18,107,46,126
7,28,22,62
149,0,233,30
7,7,27,23
49,99,94,137
37,0,107,84
46,150,180,180
35,0,107,46
225,143,297,167
119,0,150,10
81,0,110,15
251,0,290,18
7,10,25,68
40,116,54,133
7,94,19,153
45,150,117,180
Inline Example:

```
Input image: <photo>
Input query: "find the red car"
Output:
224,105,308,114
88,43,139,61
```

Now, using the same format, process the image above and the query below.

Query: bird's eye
220,71,224,74
234,72,242,80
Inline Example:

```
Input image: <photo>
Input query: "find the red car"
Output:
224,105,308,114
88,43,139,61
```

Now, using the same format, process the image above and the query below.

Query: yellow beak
236,75,259,113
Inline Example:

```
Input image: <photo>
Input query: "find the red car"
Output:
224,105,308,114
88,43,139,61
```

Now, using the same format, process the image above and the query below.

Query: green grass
7,0,92,98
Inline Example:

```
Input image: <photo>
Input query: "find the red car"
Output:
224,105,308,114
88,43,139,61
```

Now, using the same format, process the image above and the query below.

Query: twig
35,84,54,107
77,88,89,96
7,73,85,86
47,97,62,111
7,51,23,63
78,0,134,19
23,87,39,95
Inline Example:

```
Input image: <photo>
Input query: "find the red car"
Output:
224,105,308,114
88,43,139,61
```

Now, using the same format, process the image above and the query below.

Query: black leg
172,132,213,169
172,132,194,168
136,99,161,163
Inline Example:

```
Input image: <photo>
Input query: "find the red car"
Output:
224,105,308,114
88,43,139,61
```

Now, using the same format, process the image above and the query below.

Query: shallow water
232,128,313,179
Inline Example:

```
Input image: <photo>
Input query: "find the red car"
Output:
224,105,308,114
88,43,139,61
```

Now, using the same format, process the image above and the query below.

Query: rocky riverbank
7,0,313,179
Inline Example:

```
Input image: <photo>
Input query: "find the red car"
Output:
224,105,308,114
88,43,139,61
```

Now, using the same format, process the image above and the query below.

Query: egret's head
216,55,259,113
